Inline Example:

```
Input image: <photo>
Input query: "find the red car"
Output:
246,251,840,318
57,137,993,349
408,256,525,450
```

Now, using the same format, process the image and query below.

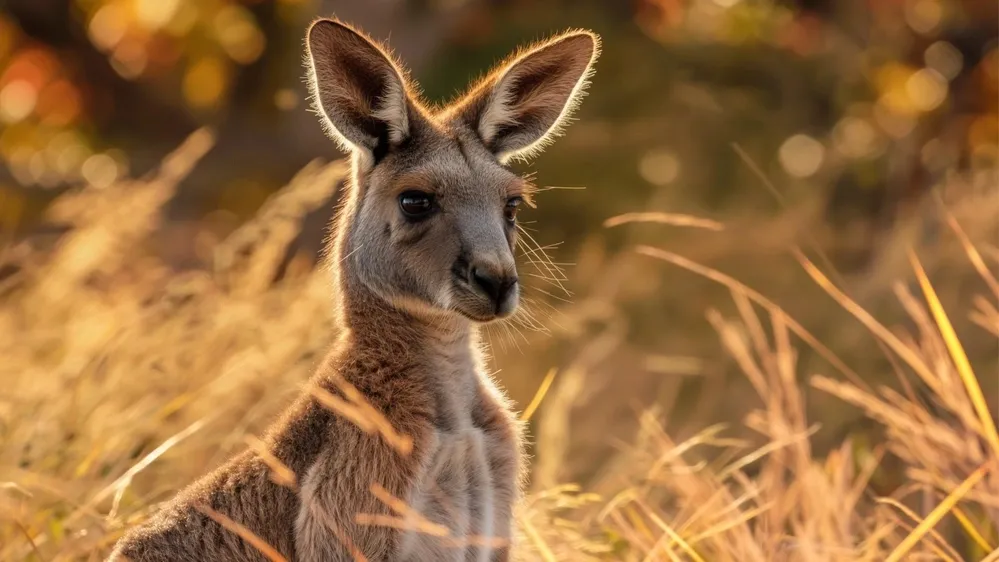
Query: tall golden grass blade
521,368,558,422
520,516,558,562
635,245,867,389
366,483,451,537
13,519,46,562
309,383,414,456
640,510,704,562
909,249,999,462
889,516,962,562
951,505,995,554
196,504,289,562
884,463,989,562
624,505,656,542
302,500,369,562
794,249,939,385
877,497,963,561
685,501,773,548
938,197,999,297
244,435,297,489
604,212,724,231
76,418,208,524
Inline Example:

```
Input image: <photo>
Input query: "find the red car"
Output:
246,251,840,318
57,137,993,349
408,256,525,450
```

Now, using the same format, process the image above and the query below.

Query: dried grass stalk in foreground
1,130,997,560
0,131,344,561
552,235,997,561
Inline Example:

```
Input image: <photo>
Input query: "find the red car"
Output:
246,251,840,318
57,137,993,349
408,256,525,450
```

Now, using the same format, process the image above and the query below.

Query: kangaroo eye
504,196,522,224
399,191,435,220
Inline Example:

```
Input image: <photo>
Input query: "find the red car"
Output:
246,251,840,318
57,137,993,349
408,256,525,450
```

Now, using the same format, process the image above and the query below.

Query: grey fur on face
306,18,599,324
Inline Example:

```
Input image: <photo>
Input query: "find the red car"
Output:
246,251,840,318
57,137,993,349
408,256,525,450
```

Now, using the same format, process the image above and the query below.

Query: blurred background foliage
1,0,995,234
1,0,997,494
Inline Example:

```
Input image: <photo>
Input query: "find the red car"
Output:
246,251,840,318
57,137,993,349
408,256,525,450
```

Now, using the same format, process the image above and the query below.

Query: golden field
1,127,997,561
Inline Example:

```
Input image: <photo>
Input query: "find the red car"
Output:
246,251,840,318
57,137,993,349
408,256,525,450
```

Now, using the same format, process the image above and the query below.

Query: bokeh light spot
214,6,266,65
136,0,181,31
924,41,963,80
906,68,948,112
37,79,82,126
55,139,91,179
778,134,824,178
81,153,119,189
833,117,882,159
638,148,681,186
166,2,198,36
274,89,299,111
88,3,129,52
28,151,47,185
0,80,37,123
46,131,88,181
905,0,942,35
2,49,54,90
183,57,228,110
111,39,149,80
8,146,34,186
873,102,917,139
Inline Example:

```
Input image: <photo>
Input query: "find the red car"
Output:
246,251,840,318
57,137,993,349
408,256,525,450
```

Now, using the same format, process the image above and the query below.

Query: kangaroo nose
471,264,517,309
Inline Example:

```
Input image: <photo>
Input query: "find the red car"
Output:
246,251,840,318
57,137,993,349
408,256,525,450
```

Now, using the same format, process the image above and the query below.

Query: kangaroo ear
456,30,599,163
306,19,411,159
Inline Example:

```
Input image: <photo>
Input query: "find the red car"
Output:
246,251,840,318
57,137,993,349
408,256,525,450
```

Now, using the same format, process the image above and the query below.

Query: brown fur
110,17,598,562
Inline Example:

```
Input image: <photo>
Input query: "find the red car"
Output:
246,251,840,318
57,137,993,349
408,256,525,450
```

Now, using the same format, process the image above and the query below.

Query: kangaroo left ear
454,30,600,163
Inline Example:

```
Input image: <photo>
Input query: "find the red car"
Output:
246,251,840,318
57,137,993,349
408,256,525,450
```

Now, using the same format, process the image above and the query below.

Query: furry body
110,15,598,562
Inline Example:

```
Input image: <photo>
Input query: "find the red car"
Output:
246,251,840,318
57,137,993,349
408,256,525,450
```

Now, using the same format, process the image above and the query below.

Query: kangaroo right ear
306,19,411,159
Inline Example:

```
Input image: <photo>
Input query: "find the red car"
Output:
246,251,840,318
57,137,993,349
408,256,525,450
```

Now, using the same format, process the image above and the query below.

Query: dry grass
1,129,997,561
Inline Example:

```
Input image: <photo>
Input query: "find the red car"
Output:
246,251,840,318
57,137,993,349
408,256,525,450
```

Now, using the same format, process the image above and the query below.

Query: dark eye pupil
399,191,433,218
505,197,522,222
402,197,429,211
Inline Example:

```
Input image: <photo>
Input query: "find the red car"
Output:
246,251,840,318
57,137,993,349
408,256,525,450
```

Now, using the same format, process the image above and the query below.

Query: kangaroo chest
397,421,516,561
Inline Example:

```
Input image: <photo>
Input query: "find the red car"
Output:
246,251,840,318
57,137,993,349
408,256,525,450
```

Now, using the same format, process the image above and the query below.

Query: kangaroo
109,17,599,562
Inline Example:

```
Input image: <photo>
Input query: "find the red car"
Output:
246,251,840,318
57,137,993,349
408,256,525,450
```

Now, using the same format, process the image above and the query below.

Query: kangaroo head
306,19,598,324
